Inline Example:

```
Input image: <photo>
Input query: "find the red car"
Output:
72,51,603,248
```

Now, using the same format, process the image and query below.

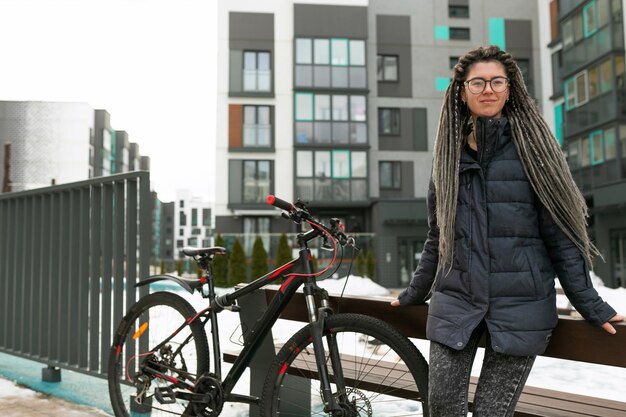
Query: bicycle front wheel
261,313,429,416
108,291,210,417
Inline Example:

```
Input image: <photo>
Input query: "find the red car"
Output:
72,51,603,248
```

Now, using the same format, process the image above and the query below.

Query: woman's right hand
390,299,400,307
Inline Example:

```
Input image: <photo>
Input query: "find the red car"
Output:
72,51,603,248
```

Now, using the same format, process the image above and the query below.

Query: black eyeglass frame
463,76,509,94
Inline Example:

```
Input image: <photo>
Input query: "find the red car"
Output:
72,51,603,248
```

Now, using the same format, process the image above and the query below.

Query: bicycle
108,195,429,416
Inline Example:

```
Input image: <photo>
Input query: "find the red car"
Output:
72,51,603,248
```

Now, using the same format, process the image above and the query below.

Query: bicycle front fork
305,286,351,416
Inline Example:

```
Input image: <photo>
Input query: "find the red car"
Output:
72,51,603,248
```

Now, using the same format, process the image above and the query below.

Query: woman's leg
428,323,484,417
472,340,535,417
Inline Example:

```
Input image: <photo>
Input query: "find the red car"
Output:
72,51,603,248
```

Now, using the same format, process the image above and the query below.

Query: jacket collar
461,116,510,168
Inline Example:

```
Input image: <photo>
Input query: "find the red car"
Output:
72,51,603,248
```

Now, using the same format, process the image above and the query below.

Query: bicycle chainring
191,373,223,417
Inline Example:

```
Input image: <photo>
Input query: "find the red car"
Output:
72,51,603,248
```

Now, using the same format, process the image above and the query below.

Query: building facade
173,189,213,260
549,0,626,287
0,101,94,192
216,0,543,287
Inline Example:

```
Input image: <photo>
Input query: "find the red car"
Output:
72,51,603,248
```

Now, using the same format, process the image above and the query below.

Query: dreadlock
433,45,599,279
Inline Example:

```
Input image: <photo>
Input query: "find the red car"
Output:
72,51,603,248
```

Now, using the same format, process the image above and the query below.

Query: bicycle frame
149,225,349,413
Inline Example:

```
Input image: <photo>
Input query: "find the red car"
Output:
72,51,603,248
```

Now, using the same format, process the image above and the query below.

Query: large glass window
379,108,401,135
295,37,365,89
588,66,600,98
583,1,598,37
243,105,271,147
243,51,271,92
377,55,398,81
295,150,368,201
379,161,401,189
576,71,588,105
581,136,591,167
202,209,211,226
243,160,271,203
295,94,367,145
600,59,613,93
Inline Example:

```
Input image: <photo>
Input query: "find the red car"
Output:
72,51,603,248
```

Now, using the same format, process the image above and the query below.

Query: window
567,140,580,169
179,200,184,208
243,105,271,147
563,19,574,48
295,150,368,200
449,56,459,70
179,211,187,226
449,5,469,18
449,27,470,40
581,136,591,167
192,208,198,226
590,130,604,165
516,59,533,96
243,160,271,203
572,11,584,43
202,209,211,227
380,162,401,189
243,51,271,92
176,240,184,248
377,55,398,81
295,94,367,145
179,228,184,236
604,127,617,160
295,38,366,88
191,228,201,236
599,59,612,93
565,71,588,110
187,237,198,246
243,217,270,254
583,1,598,37
588,66,600,98
379,108,401,135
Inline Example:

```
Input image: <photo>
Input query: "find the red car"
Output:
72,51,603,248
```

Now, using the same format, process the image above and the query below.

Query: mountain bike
108,195,429,416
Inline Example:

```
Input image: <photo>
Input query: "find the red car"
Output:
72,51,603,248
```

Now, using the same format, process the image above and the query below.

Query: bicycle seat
182,246,226,257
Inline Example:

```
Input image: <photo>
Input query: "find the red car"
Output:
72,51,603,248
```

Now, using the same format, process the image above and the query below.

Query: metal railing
0,171,151,378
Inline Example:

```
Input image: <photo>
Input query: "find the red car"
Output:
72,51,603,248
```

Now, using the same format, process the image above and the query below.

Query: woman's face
461,61,509,119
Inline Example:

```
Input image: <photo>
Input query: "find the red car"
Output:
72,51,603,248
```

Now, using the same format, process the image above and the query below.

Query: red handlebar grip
266,195,294,211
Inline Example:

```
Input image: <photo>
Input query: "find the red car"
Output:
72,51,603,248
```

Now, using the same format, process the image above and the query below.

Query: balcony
562,25,614,76
559,0,587,19
564,92,616,138
296,178,368,203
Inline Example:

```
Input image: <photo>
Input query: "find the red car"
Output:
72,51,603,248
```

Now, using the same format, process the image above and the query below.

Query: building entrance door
610,229,626,288
398,238,424,286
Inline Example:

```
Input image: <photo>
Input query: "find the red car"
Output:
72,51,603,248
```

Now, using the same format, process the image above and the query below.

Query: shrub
176,259,184,276
228,238,247,285
250,236,269,278
274,233,292,267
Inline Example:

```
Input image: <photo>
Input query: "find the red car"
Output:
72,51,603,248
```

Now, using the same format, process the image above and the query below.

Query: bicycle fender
135,274,194,294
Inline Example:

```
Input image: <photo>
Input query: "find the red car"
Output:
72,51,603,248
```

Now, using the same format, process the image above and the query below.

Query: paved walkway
0,376,111,417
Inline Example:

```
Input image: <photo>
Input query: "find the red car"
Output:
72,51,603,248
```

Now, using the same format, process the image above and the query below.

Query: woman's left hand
601,314,625,334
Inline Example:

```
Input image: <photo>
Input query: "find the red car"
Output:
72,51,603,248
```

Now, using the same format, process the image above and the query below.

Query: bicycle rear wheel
108,291,210,417
261,313,429,416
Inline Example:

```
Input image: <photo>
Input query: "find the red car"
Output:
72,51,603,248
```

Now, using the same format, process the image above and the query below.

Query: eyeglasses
464,77,509,94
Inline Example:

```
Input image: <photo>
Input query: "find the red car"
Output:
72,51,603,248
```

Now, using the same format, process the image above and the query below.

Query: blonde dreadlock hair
433,45,600,276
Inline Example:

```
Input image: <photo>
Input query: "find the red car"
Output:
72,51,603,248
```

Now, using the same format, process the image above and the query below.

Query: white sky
0,0,217,202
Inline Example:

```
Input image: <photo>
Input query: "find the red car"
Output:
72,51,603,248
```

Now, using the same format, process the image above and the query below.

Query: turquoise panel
436,77,451,91
489,18,506,50
554,103,563,146
434,26,449,40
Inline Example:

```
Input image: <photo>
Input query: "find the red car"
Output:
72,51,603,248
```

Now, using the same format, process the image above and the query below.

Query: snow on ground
316,274,390,297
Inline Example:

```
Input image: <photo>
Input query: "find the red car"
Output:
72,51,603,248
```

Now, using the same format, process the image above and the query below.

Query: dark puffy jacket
398,116,616,356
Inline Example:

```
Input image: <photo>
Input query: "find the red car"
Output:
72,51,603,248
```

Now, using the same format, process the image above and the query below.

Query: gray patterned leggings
428,322,536,417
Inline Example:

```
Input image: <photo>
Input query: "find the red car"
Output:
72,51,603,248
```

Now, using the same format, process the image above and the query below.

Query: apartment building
548,0,626,287
216,0,543,287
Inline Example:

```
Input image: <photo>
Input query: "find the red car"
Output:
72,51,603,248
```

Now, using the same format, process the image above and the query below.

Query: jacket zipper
467,178,472,273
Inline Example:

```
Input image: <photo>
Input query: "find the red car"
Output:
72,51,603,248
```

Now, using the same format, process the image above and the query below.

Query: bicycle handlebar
266,194,356,248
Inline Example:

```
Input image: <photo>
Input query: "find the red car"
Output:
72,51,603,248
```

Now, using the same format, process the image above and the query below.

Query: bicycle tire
108,291,210,417
261,313,429,416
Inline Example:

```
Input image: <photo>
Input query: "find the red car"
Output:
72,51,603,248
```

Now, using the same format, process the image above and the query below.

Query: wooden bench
230,287,626,416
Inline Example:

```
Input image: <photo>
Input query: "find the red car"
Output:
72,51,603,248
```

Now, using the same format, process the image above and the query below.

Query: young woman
391,45,624,416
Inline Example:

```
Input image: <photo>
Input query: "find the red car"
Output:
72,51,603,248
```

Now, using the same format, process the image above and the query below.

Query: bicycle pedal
154,386,177,404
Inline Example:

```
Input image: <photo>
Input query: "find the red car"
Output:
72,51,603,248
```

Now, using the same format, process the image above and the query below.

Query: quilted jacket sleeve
538,204,617,326
397,179,440,305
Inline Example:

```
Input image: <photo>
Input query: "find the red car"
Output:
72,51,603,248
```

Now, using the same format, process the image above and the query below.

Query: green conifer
228,238,247,285
250,236,269,278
